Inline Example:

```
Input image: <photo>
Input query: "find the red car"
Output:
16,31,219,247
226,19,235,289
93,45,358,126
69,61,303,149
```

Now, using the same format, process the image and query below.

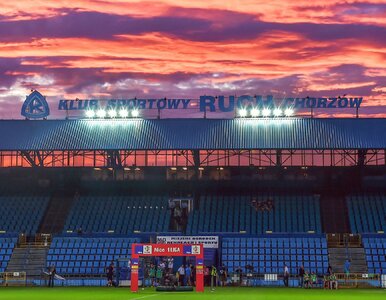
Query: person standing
344,259,351,282
211,265,217,291
167,257,174,272
106,262,114,287
298,265,305,288
148,264,156,286
178,265,185,286
327,264,333,276
219,264,228,287
204,266,210,286
283,264,289,287
185,265,192,286
190,264,196,286
156,266,163,286
48,265,56,287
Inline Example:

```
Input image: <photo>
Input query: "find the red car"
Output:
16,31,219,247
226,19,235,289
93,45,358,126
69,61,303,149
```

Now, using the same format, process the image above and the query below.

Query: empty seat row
47,237,139,275
362,237,386,274
0,237,17,272
187,194,322,234
221,236,329,275
0,196,49,235
347,194,386,233
63,195,170,234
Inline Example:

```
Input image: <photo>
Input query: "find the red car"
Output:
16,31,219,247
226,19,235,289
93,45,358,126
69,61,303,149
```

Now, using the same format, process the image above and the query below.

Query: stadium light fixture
284,108,294,117
262,108,271,117
96,109,106,118
131,109,139,118
85,110,95,118
250,108,260,117
118,109,129,118
273,108,282,117
238,108,247,117
107,109,117,118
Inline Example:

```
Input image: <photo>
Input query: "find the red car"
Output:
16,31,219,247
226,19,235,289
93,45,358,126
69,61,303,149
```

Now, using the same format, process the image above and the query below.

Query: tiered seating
64,195,170,234
187,194,321,234
347,194,386,233
47,237,140,275
222,236,328,275
0,236,17,272
0,196,49,234
362,236,386,274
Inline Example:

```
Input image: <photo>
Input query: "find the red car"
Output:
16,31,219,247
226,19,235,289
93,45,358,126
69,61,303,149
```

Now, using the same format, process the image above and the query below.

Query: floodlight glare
119,109,129,118
131,109,139,118
107,109,117,118
250,108,260,117
273,108,282,117
262,108,271,117
96,109,106,118
85,110,95,118
238,109,247,117
284,108,294,117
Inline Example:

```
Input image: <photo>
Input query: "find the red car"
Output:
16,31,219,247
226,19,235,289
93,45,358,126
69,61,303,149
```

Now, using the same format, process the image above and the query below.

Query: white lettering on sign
156,236,219,248
167,247,181,253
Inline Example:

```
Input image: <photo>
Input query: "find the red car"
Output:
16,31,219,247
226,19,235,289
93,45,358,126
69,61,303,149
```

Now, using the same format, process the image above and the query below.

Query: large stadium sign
20,91,364,119
156,235,219,248
58,95,363,112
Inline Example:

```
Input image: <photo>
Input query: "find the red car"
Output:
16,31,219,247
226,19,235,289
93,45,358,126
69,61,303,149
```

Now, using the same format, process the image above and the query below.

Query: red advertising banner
133,243,202,257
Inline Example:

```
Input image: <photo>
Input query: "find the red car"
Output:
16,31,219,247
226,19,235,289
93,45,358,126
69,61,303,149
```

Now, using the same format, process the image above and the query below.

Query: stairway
6,245,48,280
320,193,350,233
328,247,367,273
38,192,76,234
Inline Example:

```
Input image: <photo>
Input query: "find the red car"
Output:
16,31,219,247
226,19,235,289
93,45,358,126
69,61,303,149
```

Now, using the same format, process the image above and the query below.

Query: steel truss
0,149,384,168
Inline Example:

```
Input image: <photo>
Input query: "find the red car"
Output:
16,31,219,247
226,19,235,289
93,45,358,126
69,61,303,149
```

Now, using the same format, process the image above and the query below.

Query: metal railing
0,272,27,286
327,233,361,247
335,272,381,288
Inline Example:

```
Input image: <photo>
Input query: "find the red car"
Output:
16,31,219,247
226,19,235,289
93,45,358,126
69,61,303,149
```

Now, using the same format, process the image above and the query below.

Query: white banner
156,236,219,248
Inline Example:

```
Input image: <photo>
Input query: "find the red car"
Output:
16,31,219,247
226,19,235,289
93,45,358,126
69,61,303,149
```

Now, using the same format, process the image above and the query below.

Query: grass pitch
0,287,385,300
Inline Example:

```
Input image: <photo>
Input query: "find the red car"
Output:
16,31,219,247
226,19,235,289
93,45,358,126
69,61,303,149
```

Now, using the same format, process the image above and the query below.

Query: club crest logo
21,90,50,119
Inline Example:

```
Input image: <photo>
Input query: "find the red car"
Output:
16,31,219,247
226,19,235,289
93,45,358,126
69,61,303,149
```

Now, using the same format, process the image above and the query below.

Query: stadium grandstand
0,116,385,291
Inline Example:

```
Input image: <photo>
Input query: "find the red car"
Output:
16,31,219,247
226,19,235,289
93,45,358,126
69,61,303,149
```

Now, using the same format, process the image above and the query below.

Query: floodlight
238,109,247,117
118,109,129,118
262,108,271,117
96,109,106,118
284,108,294,117
107,109,117,118
273,108,282,117
250,108,260,117
131,109,139,118
85,110,95,118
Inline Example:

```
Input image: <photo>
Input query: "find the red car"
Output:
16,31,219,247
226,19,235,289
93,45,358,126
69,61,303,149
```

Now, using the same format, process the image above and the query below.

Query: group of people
297,264,338,289
204,264,227,290
147,257,198,287
251,198,274,212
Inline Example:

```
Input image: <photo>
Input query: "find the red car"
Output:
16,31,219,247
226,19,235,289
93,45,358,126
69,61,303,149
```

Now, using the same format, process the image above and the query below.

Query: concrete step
6,246,47,277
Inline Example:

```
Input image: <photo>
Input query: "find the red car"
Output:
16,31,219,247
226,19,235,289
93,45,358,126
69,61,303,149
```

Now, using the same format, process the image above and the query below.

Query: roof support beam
357,149,367,166
276,150,282,167
106,150,122,168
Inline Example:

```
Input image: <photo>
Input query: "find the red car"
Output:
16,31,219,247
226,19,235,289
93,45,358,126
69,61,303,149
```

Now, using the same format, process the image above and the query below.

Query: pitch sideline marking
132,295,157,300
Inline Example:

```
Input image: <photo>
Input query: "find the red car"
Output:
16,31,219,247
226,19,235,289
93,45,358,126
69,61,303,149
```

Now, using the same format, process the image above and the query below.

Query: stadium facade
0,96,385,289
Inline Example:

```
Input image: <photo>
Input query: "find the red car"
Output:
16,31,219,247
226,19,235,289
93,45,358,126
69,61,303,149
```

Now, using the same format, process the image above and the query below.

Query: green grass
0,287,385,300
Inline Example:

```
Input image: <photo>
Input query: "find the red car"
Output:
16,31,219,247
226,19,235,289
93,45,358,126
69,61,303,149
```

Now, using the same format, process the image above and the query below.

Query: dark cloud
0,9,385,45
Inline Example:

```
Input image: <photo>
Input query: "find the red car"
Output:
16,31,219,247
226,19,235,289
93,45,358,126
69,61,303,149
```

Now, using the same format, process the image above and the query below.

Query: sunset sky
0,0,385,118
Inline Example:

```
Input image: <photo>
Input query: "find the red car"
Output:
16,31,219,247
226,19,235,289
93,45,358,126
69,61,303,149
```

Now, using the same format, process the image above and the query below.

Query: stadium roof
0,118,385,151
